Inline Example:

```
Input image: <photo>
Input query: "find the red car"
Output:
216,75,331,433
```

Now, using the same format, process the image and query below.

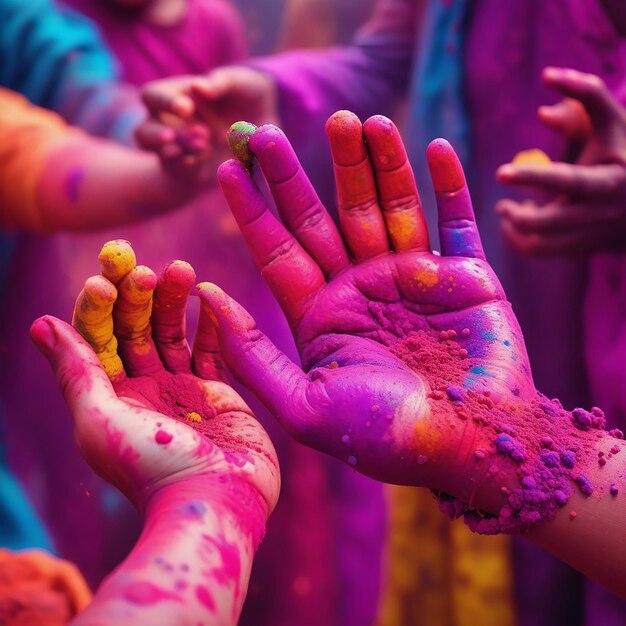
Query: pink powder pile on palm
391,330,623,534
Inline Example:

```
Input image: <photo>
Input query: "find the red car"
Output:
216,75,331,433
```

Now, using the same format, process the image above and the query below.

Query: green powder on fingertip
228,121,257,168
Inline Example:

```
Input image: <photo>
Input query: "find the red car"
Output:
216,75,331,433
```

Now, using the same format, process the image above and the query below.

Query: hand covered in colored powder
497,67,626,254
31,240,279,625
136,68,277,182
201,112,535,514
31,239,279,510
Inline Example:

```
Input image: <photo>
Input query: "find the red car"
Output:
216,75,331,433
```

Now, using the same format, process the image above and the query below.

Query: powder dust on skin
391,329,623,534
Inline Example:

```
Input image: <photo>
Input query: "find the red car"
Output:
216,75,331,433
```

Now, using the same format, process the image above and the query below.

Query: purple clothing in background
62,0,248,84
251,0,626,624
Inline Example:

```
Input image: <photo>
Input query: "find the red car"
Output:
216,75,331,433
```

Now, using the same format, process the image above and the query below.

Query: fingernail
30,317,57,352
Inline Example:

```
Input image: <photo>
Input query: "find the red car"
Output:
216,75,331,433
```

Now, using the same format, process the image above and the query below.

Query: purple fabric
251,0,626,624
62,0,248,84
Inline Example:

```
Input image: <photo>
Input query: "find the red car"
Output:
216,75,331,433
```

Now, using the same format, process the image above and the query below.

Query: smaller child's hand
31,240,279,513
496,67,626,254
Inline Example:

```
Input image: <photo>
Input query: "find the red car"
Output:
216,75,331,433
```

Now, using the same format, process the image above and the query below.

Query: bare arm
35,136,193,232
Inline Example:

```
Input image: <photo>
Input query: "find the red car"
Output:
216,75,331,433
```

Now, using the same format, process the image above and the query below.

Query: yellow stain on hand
186,411,202,423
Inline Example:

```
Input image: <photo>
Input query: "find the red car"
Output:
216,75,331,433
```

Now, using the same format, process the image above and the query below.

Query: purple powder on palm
554,490,569,506
540,451,560,468
575,474,594,496
572,408,592,430
561,450,576,468
446,385,464,403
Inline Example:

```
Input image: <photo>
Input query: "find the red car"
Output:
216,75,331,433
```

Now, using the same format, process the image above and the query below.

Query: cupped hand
136,68,278,180
31,241,279,513
200,113,535,509
496,67,626,254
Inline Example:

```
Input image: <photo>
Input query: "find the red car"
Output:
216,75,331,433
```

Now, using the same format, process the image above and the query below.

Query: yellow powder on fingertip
98,240,136,284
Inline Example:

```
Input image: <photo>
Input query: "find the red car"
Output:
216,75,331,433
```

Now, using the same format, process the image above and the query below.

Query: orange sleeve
0,88,81,231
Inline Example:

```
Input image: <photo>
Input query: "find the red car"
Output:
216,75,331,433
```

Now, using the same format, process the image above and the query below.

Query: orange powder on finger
511,149,551,166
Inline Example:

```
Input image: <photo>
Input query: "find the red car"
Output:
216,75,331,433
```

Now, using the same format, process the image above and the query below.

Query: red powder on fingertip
426,139,465,193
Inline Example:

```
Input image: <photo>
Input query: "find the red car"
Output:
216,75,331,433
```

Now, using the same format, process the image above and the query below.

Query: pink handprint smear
391,328,623,533
122,580,182,605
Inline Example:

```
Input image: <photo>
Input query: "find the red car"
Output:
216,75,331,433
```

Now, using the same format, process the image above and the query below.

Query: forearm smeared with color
70,475,266,626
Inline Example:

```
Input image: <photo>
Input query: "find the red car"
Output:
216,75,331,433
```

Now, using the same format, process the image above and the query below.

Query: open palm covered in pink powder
203,113,538,517
201,112,626,598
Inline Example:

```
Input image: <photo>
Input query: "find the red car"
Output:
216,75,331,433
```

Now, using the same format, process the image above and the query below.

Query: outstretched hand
136,68,278,182
198,112,536,513
496,67,626,254
31,241,279,513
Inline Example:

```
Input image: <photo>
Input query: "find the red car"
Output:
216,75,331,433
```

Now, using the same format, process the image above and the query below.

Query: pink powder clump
390,330,618,534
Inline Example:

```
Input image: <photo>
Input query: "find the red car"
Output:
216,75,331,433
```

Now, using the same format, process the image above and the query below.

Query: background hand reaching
136,68,278,182
496,67,626,254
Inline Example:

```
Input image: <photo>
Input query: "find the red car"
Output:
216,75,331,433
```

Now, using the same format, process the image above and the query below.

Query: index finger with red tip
325,111,389,260
248,124,350,277
218,159,325,327
152,260,196,374
426,139,485,259
362,115,429,252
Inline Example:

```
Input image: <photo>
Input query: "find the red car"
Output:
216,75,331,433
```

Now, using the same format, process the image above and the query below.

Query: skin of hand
136,67,278,179
34,135,201,232
205,112,626,597
496,67,626,255
0,549,91,626
30,241,279,625
199,112,536,516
